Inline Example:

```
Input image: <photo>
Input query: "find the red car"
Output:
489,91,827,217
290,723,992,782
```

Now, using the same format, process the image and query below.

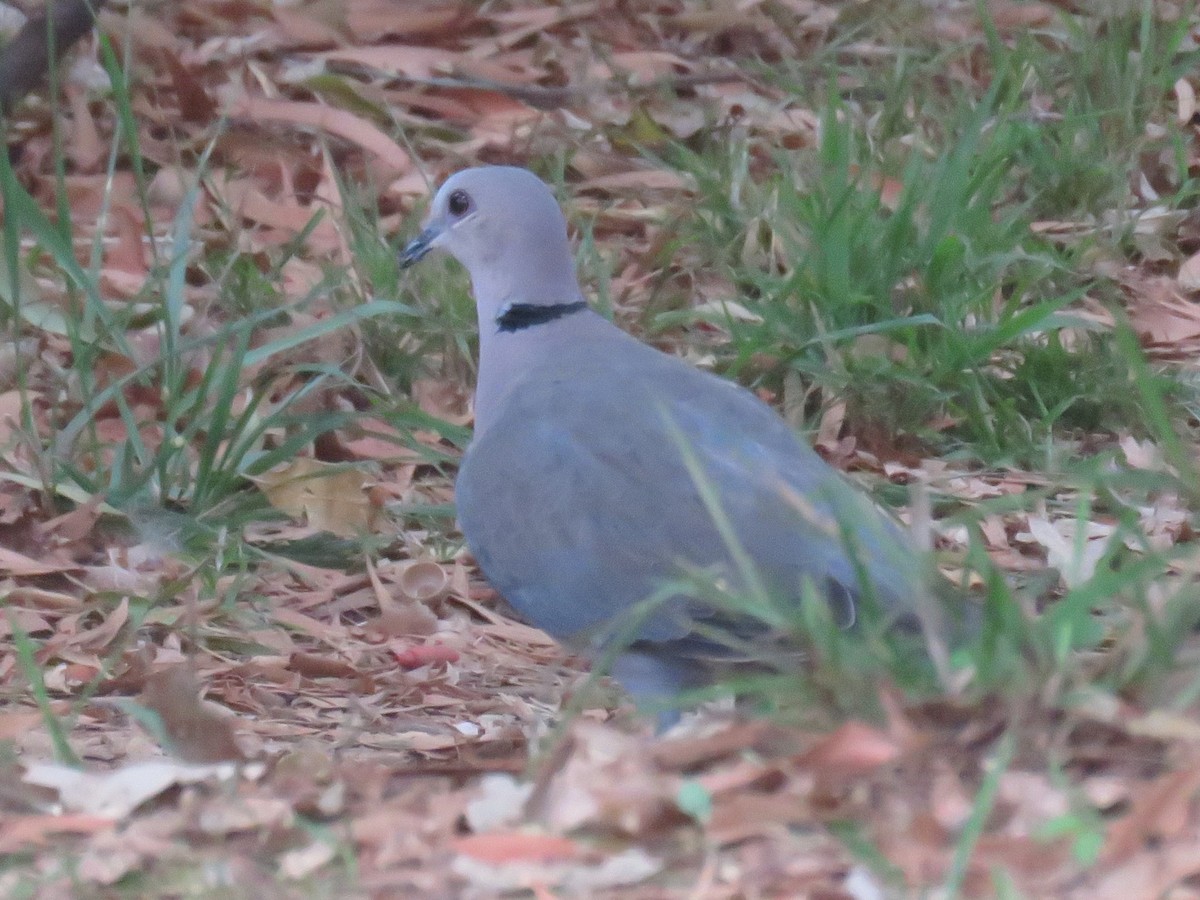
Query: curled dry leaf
22,759,234,819
1022,515,1113,588
226,96,412,175
1177,249,1200,292
0,545,80,576
287,651,359,680
795,721,903,777
255,457,379,537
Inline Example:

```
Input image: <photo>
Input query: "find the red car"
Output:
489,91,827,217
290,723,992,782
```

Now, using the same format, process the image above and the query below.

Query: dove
400,165,934,723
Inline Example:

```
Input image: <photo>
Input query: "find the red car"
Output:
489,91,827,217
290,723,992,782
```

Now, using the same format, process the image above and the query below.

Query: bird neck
465,240,582,326
495,300,589,333
469,253,586,337
473,304,606,435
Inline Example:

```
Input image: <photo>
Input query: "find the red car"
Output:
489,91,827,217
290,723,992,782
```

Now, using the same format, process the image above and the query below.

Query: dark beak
398,226,438,269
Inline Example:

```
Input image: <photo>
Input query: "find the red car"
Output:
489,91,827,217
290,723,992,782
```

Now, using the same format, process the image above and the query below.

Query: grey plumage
401,166,930,722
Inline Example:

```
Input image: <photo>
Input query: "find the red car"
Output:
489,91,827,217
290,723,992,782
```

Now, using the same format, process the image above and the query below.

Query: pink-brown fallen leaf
1099,759,1200,865
0,545,81,576
707,792,813,845
0,813,117,852
227,97,412,175
340,431,425,462
56,172,139,223
696,758,786,797
63,662,100,683
287,652,359,680
160,47,217,122
208,174,342,250
270,7,346,47
36,496,103,544
0,608,57,639
795,721,902,775
651,720,776,771
987,0,1057,28
72,597,129,652
346,0,468,40
411,378,473,425
391,642,460,669
453,831,581,864
972,833,1071,885
1087,837,1200,900
0,389,28,446
22,759,226,819
104,204,150,276
0,711,44,741
579,169,691,193
385,87,484,123
321,44,457,78
1178,249,1200,292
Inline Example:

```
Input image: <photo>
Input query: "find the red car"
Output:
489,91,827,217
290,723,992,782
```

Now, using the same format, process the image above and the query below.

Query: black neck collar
496,301,588,333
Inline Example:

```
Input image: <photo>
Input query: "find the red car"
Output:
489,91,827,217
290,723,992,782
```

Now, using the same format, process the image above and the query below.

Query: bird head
399,166,582,323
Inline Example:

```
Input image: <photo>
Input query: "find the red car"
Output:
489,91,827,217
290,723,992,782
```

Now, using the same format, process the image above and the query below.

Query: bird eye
447,189,472,218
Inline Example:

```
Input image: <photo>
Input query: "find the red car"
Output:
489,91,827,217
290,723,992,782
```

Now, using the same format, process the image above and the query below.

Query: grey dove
400,165,930,722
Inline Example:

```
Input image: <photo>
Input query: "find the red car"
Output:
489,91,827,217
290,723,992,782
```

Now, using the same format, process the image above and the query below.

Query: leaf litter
0,0,1199,896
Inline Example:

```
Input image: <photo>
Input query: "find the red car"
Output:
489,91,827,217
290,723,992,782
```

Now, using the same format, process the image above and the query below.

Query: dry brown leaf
1100,760,1200,865
226,96,412,175
255,457,379,537
0,813,116,854
270,6,347,47
1178,250,1200,292
320,44,458,78
579,169,692,193
1087,838,1200,900
287,652,359,680
0,545,80,577
160,48,218,123
22,758,233,818
346,0,469,41
453,831,580,864
795,721,902,776
987,0,1058,28
0,710,44,741
208,173,344,250
0,390,28,447
707,792,812,845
